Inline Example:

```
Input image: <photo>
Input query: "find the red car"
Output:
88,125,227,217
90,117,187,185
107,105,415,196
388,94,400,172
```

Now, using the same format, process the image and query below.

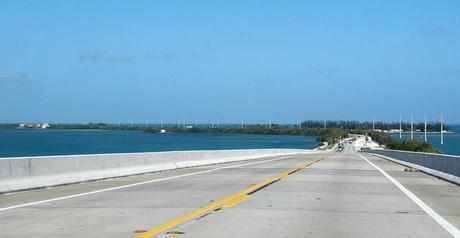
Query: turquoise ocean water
0,129,318,158
391,124,460,156
2,125,458,158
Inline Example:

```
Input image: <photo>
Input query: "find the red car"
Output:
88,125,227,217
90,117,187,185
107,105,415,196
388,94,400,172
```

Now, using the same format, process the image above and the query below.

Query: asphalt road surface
1,144,459,238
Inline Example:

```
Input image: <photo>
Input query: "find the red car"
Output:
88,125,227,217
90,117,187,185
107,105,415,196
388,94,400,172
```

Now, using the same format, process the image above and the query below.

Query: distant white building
18,123,50,129
389,129,402,133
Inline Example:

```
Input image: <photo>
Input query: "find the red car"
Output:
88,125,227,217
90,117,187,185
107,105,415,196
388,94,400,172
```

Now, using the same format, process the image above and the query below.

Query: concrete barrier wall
0,149,313,193
362,149,460,184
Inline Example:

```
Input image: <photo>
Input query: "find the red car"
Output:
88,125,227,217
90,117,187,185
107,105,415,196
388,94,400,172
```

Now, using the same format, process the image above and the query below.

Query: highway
1,143,459,237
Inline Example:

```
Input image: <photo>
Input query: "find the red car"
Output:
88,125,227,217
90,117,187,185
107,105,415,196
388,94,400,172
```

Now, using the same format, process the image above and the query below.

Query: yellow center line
134,156,326,238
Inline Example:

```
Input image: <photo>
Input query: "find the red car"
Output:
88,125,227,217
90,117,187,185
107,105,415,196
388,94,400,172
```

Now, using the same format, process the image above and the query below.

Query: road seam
222,194,251,208
358,153,460,238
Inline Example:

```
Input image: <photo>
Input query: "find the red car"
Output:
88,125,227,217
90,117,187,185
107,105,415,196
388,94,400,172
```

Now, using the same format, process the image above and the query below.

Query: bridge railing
0,149,312,194
361,148,460,184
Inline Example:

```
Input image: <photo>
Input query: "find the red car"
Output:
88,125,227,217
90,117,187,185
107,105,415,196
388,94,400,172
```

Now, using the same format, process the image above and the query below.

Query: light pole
424,115,427,142
441,115,444,145
410,115,414,140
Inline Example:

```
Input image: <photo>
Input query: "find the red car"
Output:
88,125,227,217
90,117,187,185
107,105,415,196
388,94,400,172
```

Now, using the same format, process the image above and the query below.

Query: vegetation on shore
367,130,442,154
1,120,448,132
49,123,143,130
1,120,444,153
0,124,19,129
300,120,448,132
144,126,349,146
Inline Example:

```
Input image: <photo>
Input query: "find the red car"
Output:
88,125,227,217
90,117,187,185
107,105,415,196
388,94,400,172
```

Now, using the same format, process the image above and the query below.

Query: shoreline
388,131,454,134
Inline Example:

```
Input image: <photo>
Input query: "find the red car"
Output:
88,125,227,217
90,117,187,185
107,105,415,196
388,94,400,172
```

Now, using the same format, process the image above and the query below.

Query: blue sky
1,1,459,124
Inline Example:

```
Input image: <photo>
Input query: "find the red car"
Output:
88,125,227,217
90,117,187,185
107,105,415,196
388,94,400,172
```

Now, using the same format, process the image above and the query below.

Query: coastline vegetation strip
144,127,349,146
0,120,450,132
366,130,442,154
0,120,445,153
148,127,442,154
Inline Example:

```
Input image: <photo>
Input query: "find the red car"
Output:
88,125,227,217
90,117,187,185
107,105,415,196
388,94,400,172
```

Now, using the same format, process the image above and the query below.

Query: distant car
337,143,344,152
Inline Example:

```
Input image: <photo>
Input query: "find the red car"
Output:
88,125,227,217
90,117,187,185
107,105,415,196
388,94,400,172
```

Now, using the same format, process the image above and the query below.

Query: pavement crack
247,178,281,195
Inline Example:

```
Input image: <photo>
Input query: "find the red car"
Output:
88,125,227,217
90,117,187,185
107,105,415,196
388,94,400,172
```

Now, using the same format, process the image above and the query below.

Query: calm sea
391,124,460,156
0,129,318,158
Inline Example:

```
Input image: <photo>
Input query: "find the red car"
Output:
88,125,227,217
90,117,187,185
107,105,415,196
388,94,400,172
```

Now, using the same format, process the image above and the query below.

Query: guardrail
361,149,460,184
0,149,314,194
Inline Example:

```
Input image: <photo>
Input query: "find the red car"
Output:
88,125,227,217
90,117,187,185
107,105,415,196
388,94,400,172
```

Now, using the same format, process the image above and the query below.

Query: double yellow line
135,157,326,238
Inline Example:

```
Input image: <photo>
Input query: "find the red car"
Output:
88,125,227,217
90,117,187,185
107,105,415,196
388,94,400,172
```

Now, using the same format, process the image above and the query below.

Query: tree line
367,130,442,154
300,120,448,132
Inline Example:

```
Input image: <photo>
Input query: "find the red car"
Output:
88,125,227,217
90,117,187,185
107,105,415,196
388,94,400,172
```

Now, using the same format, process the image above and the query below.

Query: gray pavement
0,145,459,238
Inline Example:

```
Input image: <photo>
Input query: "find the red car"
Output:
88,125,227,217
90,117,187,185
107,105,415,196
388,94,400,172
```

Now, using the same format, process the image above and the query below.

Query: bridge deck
0,145,459,237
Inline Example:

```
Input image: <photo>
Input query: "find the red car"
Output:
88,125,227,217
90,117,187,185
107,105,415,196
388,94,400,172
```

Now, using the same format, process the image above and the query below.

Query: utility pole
399,115,402,139
410,115,414,140
441,115,444,145
424,115,427,142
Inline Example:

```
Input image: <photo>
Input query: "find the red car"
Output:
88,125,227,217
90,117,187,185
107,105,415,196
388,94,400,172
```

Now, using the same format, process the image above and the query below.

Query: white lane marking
358,153,460,238
0,154,313,212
